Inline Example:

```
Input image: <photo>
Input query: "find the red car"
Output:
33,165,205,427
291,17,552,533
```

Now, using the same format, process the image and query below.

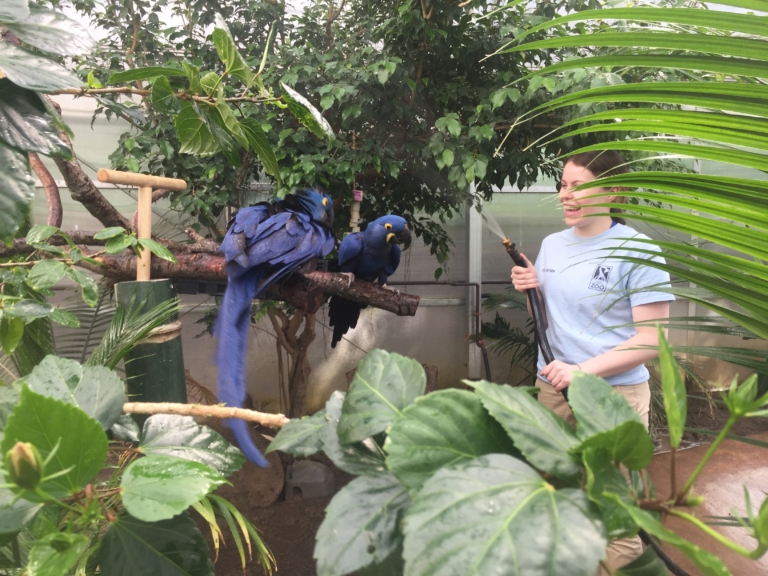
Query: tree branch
122,402,289,428
74,252,420,316
0,232,107,258
29,152,63,227
45,98,132,229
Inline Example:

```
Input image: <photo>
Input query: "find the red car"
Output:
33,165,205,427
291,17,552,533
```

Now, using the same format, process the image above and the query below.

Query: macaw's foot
381,284,401,295
341,272,356,284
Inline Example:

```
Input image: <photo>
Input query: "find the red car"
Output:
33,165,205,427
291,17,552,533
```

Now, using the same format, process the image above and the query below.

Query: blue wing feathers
216,191,335,467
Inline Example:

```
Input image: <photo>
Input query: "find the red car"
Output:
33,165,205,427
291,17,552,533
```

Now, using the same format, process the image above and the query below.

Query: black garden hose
503,238,688,576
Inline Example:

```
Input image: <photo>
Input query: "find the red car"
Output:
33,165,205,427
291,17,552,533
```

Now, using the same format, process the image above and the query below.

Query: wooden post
137,186,152,281
96,169,189,418
96,169,186,282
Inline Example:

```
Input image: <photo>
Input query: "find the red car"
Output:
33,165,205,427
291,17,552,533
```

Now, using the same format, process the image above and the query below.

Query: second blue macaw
328,215,411,348
216,188,335,467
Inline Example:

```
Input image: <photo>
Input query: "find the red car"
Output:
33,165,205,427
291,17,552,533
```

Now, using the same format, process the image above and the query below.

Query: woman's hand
540,360,582,391
511,253,539,294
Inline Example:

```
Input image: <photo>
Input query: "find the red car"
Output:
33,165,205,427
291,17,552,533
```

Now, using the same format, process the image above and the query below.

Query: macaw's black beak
321,207,334,229
388,226,412,250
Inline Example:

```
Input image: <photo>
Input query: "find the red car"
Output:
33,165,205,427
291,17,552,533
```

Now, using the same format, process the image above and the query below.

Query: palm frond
55,282,117,364
87,296,181,370
506,1,768,375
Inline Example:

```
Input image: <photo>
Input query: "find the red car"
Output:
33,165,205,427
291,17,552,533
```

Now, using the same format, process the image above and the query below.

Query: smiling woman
510,149,675,574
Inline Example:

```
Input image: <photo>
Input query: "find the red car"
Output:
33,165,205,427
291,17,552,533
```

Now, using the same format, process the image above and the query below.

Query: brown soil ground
207,396,768,576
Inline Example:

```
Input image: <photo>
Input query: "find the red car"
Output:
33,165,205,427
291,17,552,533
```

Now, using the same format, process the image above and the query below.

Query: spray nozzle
501,238,525,267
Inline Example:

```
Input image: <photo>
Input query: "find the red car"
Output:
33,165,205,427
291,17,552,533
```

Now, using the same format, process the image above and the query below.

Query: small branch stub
123,402,290,428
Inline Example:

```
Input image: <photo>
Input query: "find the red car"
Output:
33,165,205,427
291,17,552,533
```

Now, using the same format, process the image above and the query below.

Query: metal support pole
466,184,483,380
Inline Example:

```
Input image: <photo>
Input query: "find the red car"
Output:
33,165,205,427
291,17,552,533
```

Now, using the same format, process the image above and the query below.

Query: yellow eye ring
384,223,392,230
322,198,329,207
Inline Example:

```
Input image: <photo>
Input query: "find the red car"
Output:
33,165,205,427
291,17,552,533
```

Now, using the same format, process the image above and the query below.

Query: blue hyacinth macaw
216,189,335,467
328,215,411,348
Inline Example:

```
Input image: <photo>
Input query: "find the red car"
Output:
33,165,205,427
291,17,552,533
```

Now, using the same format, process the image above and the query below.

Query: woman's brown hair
565,150,628,225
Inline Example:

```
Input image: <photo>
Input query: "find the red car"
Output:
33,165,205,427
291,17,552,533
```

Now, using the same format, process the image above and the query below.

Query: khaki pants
535,379,651,575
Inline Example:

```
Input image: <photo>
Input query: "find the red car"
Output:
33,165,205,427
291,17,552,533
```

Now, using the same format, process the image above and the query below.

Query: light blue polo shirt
534,223,675,386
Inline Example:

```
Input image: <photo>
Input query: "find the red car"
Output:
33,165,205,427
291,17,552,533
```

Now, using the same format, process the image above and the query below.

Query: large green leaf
568,373,643,439
174,101,219,157
0,141,33,246
200,106,241,167
0,0,29,23
65,267,98,307
471,380,581,478
266,408,326,457
615,546,669,576
323,391,387,476
402,454,606,576
107,67,187,85
509,32,766,60
4,6,95,56
121,454,225,522
515,7,767,41
0,386,19,434
385,389,519,490
5,299,53,322
27,532,89,576
98,510,214,576
314,472,409,576
240,118,281,187
150,76,181,114
657,328,687,449
211,18,254,87
138,415,245,477
577,421,655,471
0,80,70,156
1,316,24,355
0,486,41,534
111,414,140,443
16,355,124,430
583,448,636,540
214,93,247,148
281,82,336,141
25,260,67,291
338,349,426,445
1,386,107,499
519,54,768,80
608,497,729,576
0,43,82,91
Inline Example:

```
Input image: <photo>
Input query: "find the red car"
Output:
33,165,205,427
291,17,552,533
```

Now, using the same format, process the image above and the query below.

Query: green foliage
0,3,91,244
71,0,637,263
314,472,409,576
385,389,518,491
271,347,768,575
138,414,246,477
0,354,272,575
16,355,124,429
121,455,226,522
1,386,107,500
99,511,215,576
505,1,768,357
338,349,426,444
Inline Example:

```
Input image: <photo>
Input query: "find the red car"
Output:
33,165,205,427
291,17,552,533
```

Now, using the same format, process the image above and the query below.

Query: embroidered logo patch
588,264,613,292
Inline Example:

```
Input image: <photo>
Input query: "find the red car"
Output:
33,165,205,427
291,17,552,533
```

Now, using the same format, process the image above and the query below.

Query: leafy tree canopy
57,0,625,270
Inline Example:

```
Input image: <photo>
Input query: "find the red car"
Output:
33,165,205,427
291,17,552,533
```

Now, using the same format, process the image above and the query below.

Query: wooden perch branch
74,252,420,316
123,402,289,428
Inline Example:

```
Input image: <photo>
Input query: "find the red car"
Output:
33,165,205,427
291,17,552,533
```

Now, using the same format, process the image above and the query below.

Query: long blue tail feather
228,417,270,468
216,270,270,468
